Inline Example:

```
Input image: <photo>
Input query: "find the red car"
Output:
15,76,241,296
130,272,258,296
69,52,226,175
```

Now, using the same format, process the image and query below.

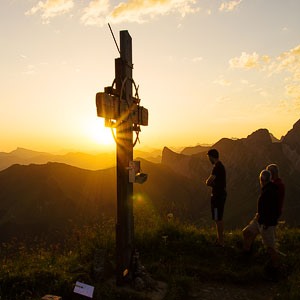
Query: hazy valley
0,147,162,172
1,119,300,242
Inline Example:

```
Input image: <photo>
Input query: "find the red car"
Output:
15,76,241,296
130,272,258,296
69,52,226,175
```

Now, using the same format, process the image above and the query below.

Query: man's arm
206,175,216,187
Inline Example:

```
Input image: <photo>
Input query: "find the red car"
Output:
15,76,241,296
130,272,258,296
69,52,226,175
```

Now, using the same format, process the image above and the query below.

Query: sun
86,118,115,146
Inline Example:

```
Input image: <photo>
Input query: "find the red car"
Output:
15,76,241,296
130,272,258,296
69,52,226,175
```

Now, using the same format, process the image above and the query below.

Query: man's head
266,164,279,180
259,169,271,187
207,149,219,164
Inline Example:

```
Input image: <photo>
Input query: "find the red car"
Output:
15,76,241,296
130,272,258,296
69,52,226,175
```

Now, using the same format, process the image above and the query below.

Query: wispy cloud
81,0,199,26
269,46,300,107
285,84,300,98
26,0,199,26
192,56,203,63
270,45,300,77
23,65,36,75
219,0,242,12
216,96,232,104
111,0,198,23
214,76,231,86
240,79,249,85
80,0,110,26
255,88,270,98
25,0,74,23
229,52,261,69
230,44,300,110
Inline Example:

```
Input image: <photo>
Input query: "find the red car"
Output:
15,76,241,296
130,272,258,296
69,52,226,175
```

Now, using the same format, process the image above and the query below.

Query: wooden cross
96,30,148,285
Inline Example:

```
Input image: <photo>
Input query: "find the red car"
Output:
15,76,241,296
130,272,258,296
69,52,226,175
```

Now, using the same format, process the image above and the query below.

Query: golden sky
1,0,300,153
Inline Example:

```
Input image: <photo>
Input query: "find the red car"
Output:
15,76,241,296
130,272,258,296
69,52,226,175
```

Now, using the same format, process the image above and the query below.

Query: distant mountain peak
162,146,174,154
181,144,210,156
246,128,272,145
283,119,300,154
270,133,280,143
162,146,186,166
292,118,300,128
10,147,46,158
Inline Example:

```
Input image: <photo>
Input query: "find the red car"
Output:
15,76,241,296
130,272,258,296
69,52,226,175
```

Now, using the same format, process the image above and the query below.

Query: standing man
242,170,280,270
206,149,227,247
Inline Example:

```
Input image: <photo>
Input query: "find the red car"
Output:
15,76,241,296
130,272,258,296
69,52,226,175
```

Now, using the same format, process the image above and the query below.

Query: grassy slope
0,218,299,300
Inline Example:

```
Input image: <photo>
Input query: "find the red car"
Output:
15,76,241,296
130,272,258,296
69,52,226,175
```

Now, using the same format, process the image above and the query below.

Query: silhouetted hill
162,119,300,228
283,119,300,154
1,120,300,241
0,148,115,171
0,147,161,171
0,160,205,242
181,145,210,155
282,119,300,173
135,149,162,163
270,132,280,143
0,163,116,241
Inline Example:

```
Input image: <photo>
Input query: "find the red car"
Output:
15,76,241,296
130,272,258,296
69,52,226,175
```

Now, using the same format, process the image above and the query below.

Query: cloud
216,96,231,104
270,45,300,109
25,0,74,23
80,0,110,26
230,45,300,75
240,79,249,85
219,0,242,12
206,9,212,15
295,99,300,110
214,76,231,86
230,44,300,111
229,52,261,69
23,65,36,75
26,0,199,26
80,0,199,26
271,45,300,77
192,56,203,62
181,56,203,63
285,84,300,99
255,88,269,98
111,0,198,22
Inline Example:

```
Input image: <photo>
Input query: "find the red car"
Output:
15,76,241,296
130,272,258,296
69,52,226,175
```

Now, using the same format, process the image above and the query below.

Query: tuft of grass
1,218,300,299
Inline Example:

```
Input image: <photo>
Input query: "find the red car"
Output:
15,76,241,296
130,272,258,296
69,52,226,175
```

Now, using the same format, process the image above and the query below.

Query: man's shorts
242,217,276,249
211,194,226,221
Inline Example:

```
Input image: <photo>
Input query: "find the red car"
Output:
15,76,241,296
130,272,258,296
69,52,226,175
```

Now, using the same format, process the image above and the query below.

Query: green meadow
1,213,300,300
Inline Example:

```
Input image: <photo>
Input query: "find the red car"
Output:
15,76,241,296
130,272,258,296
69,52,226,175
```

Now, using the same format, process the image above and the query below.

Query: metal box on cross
96,90,148,126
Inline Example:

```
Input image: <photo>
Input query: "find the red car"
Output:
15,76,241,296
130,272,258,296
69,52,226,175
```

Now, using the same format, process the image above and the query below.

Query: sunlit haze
1,0,300,153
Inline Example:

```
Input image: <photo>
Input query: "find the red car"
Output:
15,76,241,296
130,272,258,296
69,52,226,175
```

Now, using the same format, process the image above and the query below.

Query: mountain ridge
0,147,162,172
162,119,300,227
1,119,300,241
0,159,206,242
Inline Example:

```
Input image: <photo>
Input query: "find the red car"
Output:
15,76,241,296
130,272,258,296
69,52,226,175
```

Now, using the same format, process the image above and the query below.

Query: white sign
73,281,94,298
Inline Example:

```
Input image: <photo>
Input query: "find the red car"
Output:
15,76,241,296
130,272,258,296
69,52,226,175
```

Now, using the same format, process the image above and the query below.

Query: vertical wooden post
115,30,134,285
96,29,148,285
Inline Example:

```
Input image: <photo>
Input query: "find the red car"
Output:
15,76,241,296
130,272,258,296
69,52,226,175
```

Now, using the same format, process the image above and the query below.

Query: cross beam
95,30,149,286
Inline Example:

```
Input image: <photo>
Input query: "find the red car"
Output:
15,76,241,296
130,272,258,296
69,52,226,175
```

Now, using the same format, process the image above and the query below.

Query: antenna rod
108,23,120,54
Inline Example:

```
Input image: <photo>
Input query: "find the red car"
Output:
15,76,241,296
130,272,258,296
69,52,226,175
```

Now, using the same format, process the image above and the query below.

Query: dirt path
130,280,277,300
188,281,277,300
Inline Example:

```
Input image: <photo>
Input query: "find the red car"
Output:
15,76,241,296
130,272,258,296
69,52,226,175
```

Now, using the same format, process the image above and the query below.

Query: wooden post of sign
95,29,148,286
115,31,134,286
